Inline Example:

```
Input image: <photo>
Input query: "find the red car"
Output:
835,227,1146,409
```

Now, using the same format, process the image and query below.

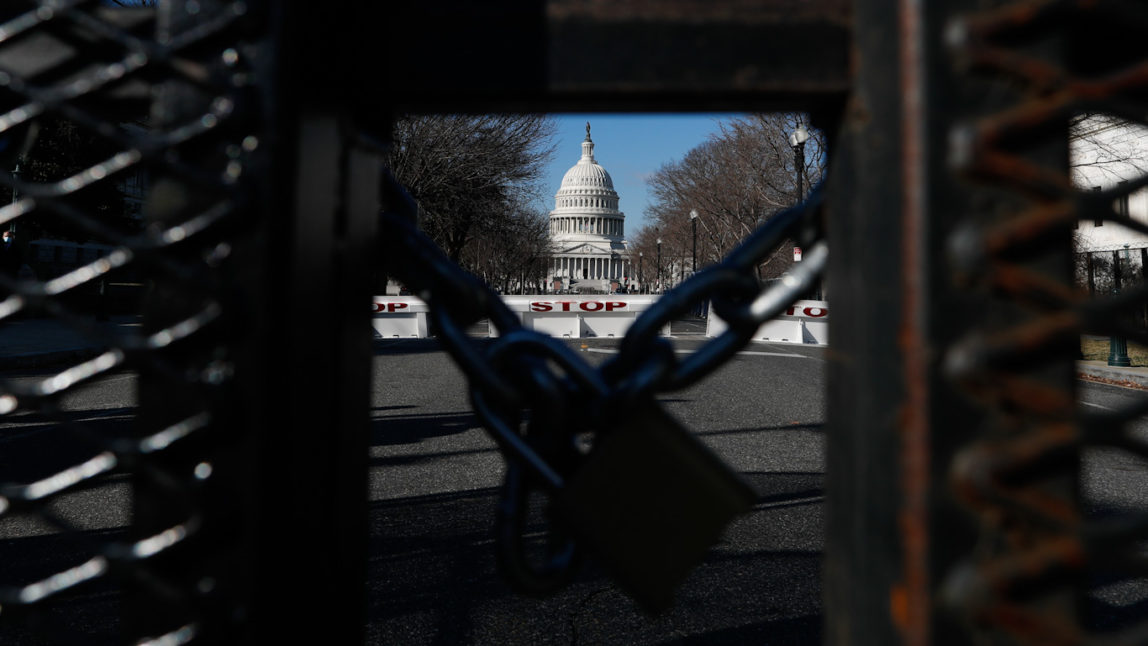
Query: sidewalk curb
1077,362,1148,389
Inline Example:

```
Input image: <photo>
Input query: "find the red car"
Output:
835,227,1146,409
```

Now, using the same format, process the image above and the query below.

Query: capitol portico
548,123,631,292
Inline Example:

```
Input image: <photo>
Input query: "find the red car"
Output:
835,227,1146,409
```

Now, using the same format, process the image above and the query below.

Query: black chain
378,170,826,593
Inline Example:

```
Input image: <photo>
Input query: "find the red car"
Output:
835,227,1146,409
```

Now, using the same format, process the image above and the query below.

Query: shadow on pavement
371,410,480,447
657,614,821,645
699,423,824,438
374,338,447,356
367,472,824,645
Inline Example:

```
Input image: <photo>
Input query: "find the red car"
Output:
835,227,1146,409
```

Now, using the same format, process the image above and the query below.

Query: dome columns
548,216,626,238
549,255,633,284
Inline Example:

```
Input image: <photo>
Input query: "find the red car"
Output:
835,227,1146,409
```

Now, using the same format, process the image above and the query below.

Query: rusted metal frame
353,0,851,114
825,0,933,642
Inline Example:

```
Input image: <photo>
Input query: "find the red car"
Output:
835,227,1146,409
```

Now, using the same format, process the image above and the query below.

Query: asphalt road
367,336,827,645
1,336,1146,644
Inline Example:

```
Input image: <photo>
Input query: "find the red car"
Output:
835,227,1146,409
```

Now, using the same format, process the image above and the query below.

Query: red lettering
558,301,575,312
581,301,604,312
605,302,625,311
803,307,827,318
530,302,553,312
373,302,411,313
785,306,796,316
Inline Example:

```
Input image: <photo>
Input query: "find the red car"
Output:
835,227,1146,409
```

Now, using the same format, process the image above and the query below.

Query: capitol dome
558,152,615,190
547,123,631,292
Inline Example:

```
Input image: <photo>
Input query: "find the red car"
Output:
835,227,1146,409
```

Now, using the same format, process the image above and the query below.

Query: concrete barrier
498,296,670,338
371,297,429,338
371,294,690,340
706,299,828,345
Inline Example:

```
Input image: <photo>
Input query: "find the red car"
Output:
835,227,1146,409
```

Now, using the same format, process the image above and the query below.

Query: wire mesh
942,1,1148,642
0,1,259,642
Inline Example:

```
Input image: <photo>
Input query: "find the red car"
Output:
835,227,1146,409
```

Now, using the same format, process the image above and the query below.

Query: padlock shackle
495,463,581,594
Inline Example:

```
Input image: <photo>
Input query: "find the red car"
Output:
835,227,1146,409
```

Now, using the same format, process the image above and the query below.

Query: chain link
379,169,826,593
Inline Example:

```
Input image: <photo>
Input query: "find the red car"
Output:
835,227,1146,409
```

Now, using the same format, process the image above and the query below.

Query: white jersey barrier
498,296,669,339
371,298,430,338
372,295,670,339
706,299,829,345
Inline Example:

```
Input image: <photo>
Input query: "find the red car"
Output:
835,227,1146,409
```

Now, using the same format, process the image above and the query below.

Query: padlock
558,401,757,612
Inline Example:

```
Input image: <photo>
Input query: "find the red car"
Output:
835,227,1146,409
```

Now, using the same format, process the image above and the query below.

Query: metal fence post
241,6,378,643
246,114,377,645
825,0,927,640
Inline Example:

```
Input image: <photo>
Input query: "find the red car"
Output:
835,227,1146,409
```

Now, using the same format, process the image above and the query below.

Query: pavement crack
569,586,615,645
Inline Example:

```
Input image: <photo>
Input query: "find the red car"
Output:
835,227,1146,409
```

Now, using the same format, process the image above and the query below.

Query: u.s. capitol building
548,124,631,292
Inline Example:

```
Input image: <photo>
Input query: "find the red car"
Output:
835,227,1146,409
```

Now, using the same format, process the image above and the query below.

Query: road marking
87,374,136,384
1081,401,1115,411
754,495,825,510
585,348,809,359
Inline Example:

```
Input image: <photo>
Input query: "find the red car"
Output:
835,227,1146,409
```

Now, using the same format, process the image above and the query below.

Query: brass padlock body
559,402,757,612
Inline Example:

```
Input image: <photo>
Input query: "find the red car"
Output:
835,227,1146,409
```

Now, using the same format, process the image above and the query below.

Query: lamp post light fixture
656,237,663,293
790,123,810,204
690,209,698,274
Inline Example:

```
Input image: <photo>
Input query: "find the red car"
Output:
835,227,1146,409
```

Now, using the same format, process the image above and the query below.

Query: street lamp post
639,252,644,293
690,209,698,274
790,123,814,297
1109,244,1132,367
656,238,662,293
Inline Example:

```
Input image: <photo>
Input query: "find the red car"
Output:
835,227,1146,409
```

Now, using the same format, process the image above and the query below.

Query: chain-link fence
0,0,267,642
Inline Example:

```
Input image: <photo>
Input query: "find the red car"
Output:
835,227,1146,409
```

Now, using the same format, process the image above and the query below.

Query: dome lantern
582,121,594,161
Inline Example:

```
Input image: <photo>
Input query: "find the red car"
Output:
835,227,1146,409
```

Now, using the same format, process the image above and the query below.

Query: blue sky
541,113,744,234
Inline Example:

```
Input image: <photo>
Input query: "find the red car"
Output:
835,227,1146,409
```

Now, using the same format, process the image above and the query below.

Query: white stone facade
548,124,630,291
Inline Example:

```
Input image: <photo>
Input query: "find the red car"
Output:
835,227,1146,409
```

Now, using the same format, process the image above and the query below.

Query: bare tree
460,200,552,293
386,114,557,263
1070,113,1148,182
636,113,826,282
